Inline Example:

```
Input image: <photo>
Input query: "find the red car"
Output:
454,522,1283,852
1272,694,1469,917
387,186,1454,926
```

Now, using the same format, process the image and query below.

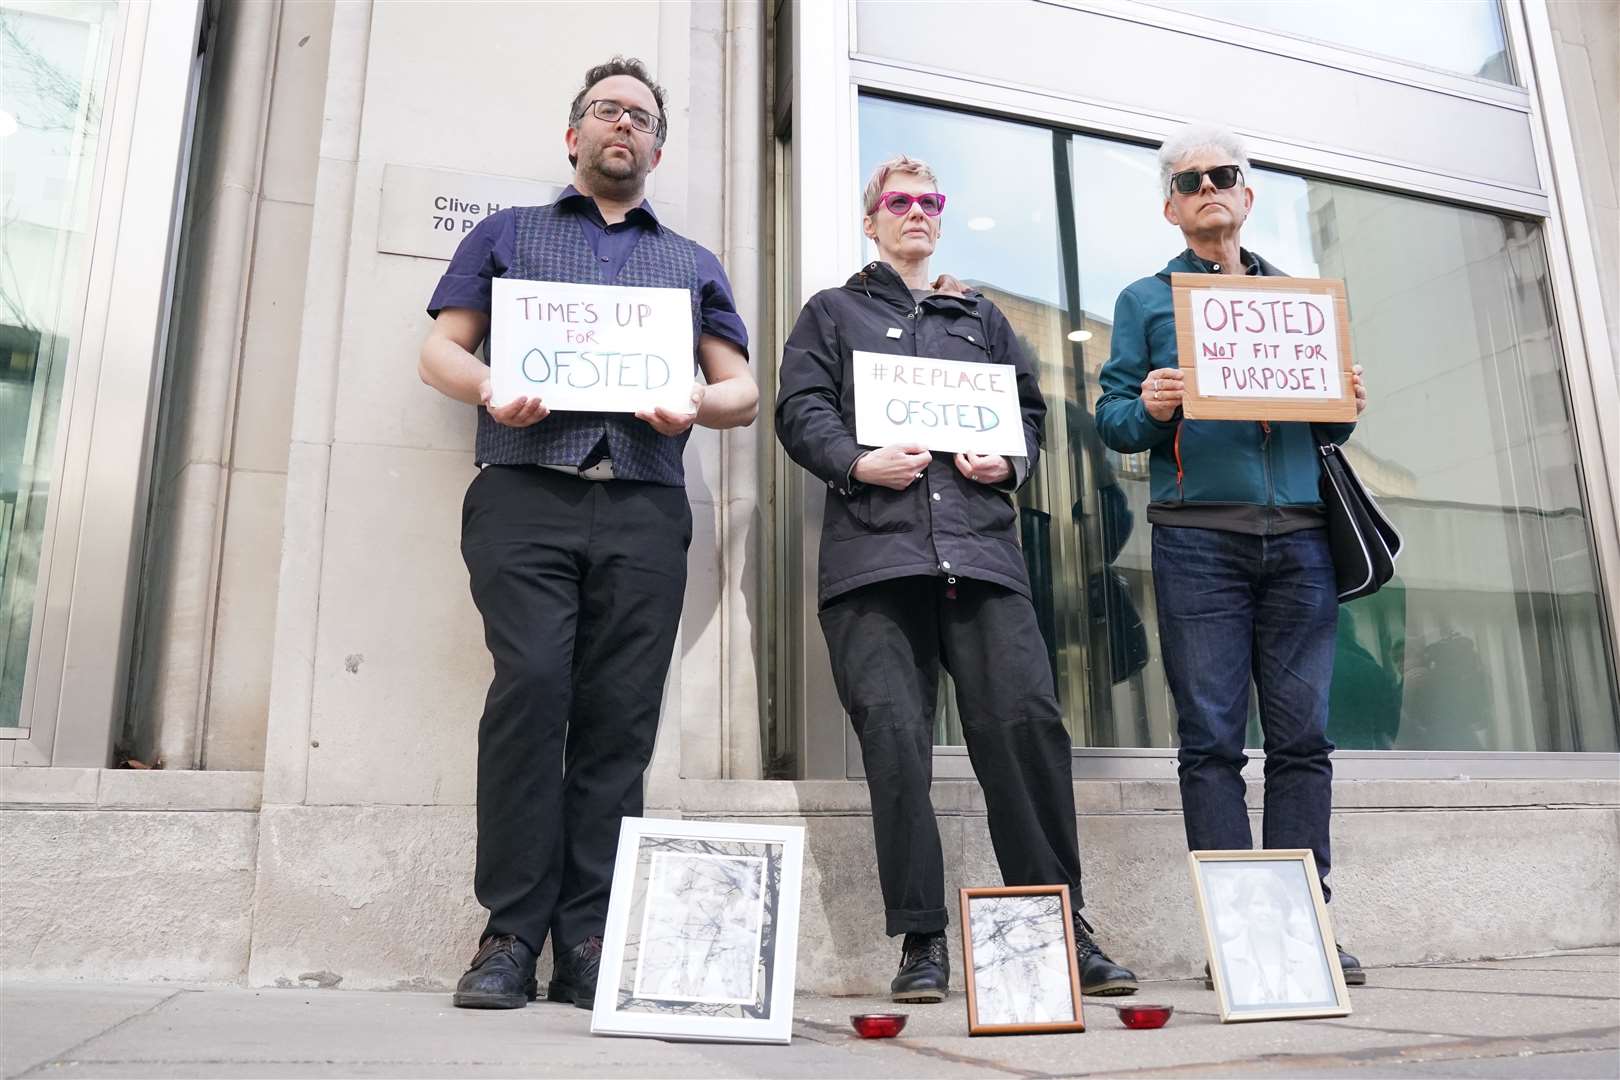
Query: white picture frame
1189,849,1352,1023
592,818,805,1044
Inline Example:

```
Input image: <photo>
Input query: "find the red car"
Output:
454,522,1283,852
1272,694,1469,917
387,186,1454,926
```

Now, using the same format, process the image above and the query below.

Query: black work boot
453,934,538,1009
547,936,604,1010
1204,946,1366,989
1337,945,1366,985
1073,912,1138,996
891,930,950,1003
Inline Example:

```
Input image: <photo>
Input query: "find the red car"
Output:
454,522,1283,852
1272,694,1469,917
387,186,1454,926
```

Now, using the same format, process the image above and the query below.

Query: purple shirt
425,186,749,357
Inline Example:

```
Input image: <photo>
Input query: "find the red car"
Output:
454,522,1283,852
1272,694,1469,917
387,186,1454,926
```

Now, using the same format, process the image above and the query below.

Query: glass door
0,0,121,735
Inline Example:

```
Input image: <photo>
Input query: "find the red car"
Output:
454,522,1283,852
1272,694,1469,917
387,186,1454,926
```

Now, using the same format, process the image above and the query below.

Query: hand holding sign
635,380,705,436
479,378,550,427
954,453,1010,486
854,444,933,490
1141,368,1185,423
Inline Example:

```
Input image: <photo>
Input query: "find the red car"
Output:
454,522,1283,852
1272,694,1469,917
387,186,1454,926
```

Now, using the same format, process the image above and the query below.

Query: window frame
1,0,207,766
782,0,1619,781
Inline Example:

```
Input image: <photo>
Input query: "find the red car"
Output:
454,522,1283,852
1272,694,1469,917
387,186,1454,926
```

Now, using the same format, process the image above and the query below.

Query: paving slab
4,950,1616,1079
0,983,179,1078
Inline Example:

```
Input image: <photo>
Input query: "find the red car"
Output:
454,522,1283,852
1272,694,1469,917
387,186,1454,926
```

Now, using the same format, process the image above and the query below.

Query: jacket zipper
1260,420,1275,535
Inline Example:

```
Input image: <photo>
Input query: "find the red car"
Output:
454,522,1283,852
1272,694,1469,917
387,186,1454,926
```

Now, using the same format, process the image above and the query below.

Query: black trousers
461,465,690,955
818,575,1085,936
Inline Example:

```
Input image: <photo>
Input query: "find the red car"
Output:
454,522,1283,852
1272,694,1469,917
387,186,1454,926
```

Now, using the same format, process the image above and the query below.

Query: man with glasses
419,57,756,1011
1096,123,1368,987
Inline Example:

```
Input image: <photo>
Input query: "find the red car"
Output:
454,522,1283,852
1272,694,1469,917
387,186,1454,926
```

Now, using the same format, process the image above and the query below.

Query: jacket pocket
861,483,920,534
942,321,992,360
966,488,1018,535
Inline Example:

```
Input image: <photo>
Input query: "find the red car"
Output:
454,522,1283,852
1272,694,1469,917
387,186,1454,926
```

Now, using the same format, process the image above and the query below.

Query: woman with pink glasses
776,155,1139,1004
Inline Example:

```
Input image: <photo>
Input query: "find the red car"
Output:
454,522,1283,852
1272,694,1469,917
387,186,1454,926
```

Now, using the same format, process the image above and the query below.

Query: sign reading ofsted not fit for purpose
853,351,1026,457
1172,273,1357,423
489,278,695,413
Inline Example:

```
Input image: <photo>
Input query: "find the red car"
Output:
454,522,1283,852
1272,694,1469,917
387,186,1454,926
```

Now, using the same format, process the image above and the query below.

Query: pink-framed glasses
876,191,947,217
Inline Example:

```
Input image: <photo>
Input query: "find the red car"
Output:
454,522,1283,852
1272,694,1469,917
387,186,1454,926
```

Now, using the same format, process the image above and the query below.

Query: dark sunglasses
877,190,947,217
580,98,664,137
1170,165,1244,195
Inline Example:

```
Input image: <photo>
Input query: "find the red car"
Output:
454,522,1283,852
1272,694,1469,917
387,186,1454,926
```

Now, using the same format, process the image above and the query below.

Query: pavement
3,949,1617,1079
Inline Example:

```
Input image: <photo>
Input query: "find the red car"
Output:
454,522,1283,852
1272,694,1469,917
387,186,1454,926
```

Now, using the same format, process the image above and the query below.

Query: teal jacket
1096,249,1356,534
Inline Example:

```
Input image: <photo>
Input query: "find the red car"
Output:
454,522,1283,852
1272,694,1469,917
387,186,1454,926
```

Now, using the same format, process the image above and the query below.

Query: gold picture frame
959,885,1086,1036
1189,849,1352,1023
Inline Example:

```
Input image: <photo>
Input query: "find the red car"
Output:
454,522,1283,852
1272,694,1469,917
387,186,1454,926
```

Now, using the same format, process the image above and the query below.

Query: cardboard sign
489,278,694,413
1172,274,1356,422
852,350,1026,457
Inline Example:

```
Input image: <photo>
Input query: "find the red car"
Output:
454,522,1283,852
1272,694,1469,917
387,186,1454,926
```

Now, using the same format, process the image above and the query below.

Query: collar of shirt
1184,246,1261,275
554,184,661,233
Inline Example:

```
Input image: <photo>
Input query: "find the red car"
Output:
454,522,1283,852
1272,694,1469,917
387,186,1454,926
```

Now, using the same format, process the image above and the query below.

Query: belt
478,458,616,481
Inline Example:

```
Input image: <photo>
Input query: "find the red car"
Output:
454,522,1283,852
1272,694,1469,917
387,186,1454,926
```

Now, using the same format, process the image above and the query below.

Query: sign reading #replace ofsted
489,278,694,413
852,350,1025,458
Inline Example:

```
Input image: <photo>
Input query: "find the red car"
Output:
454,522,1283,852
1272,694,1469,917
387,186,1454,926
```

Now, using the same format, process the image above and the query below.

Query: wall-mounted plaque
377,163,560,262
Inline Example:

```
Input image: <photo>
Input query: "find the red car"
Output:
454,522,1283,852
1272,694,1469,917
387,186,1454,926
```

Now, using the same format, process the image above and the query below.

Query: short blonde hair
862,155,939,216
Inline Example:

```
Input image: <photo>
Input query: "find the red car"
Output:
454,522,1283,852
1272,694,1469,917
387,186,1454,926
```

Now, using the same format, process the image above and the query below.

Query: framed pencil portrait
959,885,1085,1036
592,818,805,1044
1189,850,1352,1023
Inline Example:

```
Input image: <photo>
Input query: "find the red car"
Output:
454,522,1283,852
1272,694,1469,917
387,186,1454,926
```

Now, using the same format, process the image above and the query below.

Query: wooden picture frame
1172,273,1357,423
592,818,805,1044
1189,850,1352,1023
959,885,1085,1036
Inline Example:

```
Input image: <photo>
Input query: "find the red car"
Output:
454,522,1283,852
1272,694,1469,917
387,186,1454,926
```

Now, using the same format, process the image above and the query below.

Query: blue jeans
1151,525,1338,900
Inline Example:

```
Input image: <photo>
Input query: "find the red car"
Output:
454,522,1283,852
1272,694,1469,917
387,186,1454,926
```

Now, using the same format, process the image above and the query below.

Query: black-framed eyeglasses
1170,165,1244,195
580,98,664,137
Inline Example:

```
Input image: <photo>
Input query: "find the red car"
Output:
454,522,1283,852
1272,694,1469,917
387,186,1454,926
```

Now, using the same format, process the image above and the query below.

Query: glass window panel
1066,136,1618,754
1139,0,1513,84
851,94,1619,755
0,1,120,727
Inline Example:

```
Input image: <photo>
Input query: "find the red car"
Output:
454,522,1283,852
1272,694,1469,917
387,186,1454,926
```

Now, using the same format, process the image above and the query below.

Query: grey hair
862,155,939,216
1157,123,1251,195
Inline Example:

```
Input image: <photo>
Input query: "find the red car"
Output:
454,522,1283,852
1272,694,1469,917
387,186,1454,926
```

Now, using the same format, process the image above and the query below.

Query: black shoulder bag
1316,437,1404,603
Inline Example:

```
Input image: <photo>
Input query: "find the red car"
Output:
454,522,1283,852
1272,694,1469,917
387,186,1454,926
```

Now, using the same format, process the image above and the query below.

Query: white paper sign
489,277,694,413
1188,288,1343,399
852,350,1025,457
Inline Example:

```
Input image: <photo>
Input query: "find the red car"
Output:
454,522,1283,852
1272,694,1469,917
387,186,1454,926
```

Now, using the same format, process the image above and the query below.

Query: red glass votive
850,1013,908,1038
1118,1003,1174,1029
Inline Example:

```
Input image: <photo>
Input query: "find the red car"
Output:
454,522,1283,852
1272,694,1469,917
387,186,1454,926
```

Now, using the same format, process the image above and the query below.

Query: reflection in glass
1139,0,1512,83
854,93,1618,755
0,1,119,727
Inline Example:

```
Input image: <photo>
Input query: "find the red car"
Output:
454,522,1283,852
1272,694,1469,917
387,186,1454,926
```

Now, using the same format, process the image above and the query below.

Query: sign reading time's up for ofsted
489,278,695,414
1172,273,1357,423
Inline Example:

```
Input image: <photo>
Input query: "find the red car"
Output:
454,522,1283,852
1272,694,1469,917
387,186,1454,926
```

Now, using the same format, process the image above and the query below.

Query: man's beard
582,139,647,195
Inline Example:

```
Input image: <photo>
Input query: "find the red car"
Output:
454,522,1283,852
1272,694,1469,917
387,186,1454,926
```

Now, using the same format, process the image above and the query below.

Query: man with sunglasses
419,57,756,1011
778,155,1139,1004
1096,123,1368,987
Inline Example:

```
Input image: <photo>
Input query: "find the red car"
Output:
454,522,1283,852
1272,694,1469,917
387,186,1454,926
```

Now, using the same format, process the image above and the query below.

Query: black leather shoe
452,934,538,1009
891,930,949,1003
1338,945,1366,985
1074,913,1138,996
547,936,603,1010
1203,947,1367,989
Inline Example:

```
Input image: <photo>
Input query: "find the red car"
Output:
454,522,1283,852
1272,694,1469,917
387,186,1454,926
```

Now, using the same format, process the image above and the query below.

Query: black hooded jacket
775,260,1046,609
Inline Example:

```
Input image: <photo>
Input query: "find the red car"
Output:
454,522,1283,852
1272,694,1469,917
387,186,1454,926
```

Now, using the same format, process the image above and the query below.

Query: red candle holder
850,1012,908,1038
1118,1003,1174,1029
